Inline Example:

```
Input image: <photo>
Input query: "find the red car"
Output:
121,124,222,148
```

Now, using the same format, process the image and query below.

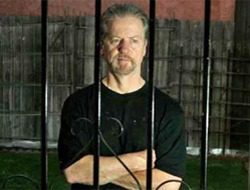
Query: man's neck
102,74,145,94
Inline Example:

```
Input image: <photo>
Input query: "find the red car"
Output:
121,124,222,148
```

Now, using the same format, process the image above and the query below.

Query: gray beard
109,61,136,76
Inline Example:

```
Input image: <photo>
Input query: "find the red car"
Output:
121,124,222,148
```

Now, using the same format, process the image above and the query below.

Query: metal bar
249,129,250,190
41,0,48,189
93,0,101,189
146,0,156,189
200,0,211,189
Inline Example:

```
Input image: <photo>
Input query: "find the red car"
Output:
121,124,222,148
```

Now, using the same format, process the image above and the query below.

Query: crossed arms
63,150,182,190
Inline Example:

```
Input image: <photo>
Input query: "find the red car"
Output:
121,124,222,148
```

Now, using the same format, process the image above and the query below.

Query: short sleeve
155,108,186,178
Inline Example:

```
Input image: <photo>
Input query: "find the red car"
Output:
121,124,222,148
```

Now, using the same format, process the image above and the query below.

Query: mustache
115,54,132,60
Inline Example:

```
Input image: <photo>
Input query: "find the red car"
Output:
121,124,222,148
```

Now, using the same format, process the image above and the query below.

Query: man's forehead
107,17,144,32
106,34,143,39
108,15,143,25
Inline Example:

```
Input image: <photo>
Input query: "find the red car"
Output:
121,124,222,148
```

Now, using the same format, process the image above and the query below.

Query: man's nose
118,40,130,53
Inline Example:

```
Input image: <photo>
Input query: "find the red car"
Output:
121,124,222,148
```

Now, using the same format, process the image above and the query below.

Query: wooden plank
0,16,240,149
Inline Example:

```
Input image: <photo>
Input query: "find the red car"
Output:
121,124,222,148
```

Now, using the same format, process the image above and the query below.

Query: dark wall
230,0,250,150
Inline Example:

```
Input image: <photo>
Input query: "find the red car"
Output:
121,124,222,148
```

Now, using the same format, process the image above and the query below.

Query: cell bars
93,0,102,189
200,0,211,190
40,0,211,190
41,0,48,190
147,0,156,189
93,1,157,188
93,1,156,189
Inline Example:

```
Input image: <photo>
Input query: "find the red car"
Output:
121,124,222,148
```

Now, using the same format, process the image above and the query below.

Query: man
58,3,186,190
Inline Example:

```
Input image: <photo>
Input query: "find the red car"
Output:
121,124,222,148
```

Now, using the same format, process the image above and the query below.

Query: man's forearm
112,168,182,190
63,150,149,185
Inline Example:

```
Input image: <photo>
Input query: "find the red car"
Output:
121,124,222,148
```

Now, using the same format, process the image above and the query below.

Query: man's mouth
117,56,131,61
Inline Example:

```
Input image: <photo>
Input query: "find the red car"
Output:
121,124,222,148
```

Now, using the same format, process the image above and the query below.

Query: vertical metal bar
94,0,101,189
41,0,48,189
0,25,2,135
248,128,250,190
147,0,156,189
200,0,211,189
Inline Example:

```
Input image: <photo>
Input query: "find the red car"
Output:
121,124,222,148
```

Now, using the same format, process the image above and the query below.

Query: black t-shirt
58,83,186,190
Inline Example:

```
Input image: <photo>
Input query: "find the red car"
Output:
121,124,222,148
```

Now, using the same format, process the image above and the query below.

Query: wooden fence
0,16,249,152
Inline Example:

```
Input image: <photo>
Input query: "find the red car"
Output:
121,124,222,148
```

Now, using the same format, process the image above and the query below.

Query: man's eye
131,39,139,43
110,39,120,44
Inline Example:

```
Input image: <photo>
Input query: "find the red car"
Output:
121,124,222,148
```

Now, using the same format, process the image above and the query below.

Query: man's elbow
152,169,183,190
64,168,78,184
63,167,93,185
64,170,76,184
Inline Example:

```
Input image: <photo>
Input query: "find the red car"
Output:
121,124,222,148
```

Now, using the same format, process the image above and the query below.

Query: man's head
101,4,149,41
101,4,148,76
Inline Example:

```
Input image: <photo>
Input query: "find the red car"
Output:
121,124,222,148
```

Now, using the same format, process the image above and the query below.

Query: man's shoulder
63,84,95,105
72,84,95,96
155,87,183,113
155,87,179,104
